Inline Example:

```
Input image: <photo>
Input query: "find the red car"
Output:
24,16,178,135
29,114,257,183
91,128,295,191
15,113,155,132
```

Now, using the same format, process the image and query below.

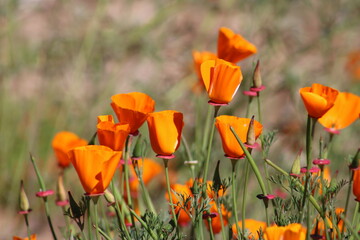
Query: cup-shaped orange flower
232,219,267,239
111,92,155,135
217,27,257,64
299,83,339,118
353,168,360,202
52,131,88,168
318,92,360,132
68,145,122,195
147,110,184,157
165,183,192,226
215,116,262,159
283,223,306,240
97,116,130,151
201,59,243,105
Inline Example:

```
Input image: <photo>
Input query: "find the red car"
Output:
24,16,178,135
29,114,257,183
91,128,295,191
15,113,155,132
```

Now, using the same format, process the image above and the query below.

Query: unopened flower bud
291,151,302,175
246,116,256,145
104,189,115,205
349,148,360,170
19,180,30,212
56,174,67,202
132,135,143,159
253,60,262,88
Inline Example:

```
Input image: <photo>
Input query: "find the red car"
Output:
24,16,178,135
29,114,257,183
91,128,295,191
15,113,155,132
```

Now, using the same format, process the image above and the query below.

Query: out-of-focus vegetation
1,0,359,238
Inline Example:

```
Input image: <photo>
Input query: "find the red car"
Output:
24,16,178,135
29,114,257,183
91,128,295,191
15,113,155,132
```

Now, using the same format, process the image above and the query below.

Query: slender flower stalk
123,136,136,227
91,196,101,240
241,161,250,236
231,160,243,239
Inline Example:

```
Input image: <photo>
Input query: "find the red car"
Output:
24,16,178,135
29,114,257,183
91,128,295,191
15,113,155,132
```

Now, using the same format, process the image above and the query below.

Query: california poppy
68,145,122,195
147,110,184,157
201,59,242,104
232,219,267,239
13,235,37,240
283,223,306,240
165,183,192,227
217,27,257,64
97,115,130,151
111,92,155,135
299,83,339,118
192,51,217,93
215,116,262,159
52,131,88,168
318,92,360,131
353,168,360,202
263,225,286,240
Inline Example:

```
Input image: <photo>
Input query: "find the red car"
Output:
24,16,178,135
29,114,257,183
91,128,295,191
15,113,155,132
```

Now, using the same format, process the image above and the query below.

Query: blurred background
1,0,360,238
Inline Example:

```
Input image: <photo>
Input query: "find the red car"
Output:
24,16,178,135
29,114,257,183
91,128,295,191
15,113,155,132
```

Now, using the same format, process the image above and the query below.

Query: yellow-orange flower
217,27,257,64
97,115,130,151
68,145,122,195
13,235,36,240
232,219,267,239
263,225,286,240
201,59,243,104
192,51,217,92
299,83,339,118
165,183,192,226
111,92,155,134
318,92,360,131
283,223,306,240
215,116,262,158
204,201,230,234
52,131,88,168
147,110,184,156
353,168,360,202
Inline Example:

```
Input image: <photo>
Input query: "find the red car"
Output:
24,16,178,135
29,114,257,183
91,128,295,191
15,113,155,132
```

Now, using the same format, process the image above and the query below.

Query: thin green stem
203,106,220,183
245,96,253,118
215,199,227,240
256,92,262,124
163,159,179,236
87,197,93,240
181,134,194,161
231,160,242,239
202,105,213,151
343,169,354,235
124,137,136,228
93,197,101,240
44,199,57,240
95,225,112,240
24,214,31,240
207,217,215,240
351,202,359,231
242,161,250,237
341,213,360,240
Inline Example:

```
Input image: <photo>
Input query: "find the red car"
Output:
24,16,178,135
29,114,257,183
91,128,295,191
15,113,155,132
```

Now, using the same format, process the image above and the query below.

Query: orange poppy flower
111,92,155,135
147,110,184,157
13,235,37,240
204,201,230,234
263,225,286,240
215,116,262,159
217,27,257,64
283,223,306,240
165,183,192,227
353,168,360,202
97,115,130,151
192,51,217,87
97,115,114,123
68,145,122,195
127,158,163,195
52,131,88,168
232,219,267,239
201,59,243,104
318,92,360,131
299,83,339,118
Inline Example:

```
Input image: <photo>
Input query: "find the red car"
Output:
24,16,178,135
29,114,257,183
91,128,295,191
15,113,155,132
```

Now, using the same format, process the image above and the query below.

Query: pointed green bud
104,189,115,204
19,180,30,212
291,151,302,175
253,60,262,88
246,116,256,145
132,134,143,159
349,148,360,169
56,174,67,202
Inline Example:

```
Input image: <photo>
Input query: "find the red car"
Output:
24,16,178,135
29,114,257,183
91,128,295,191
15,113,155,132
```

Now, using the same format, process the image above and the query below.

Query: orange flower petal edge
192,51,217,93
353,168,360,202
13,234,37,240
232,219,267,240
52,131,88,168
68,145,122,195
215,116,262,159
111,92,155,135
217,27,257,64
147,110,184,157
96,119,130,151
201,59,243,104
299,83,339,118
318,92,360,131
165,184,192,227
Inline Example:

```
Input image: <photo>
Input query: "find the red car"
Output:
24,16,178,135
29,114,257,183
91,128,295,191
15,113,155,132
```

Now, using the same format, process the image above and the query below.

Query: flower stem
92,196,101,240
124,136,136,228
241,161,250,237
87,196,93,240
231,160,242,239
24,214,31,240
163,159,179,236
